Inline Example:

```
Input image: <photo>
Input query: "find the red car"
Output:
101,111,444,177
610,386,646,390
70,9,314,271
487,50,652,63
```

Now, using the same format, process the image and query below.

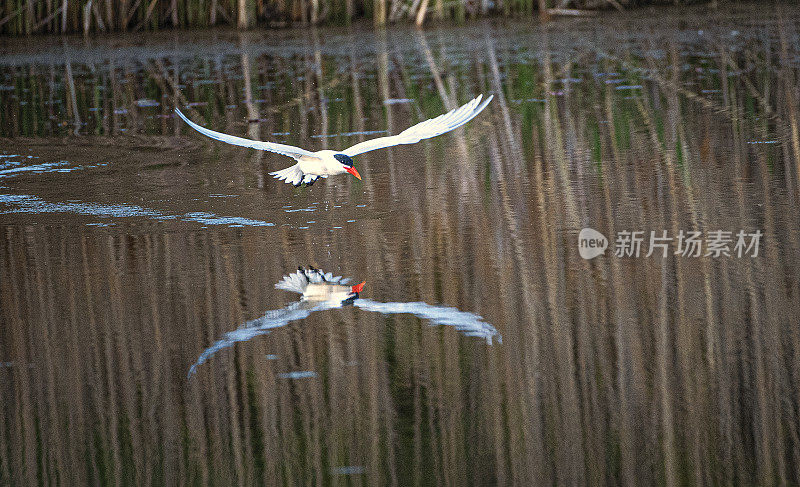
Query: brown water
2,7,800,486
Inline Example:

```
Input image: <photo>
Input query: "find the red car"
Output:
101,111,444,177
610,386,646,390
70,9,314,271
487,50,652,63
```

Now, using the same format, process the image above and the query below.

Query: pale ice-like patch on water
135,99,160,107
0,193,163,217
277,371,317,379
183,212,274,227
383,98,413,105
283,206,317,213
0,193,276,228
0,156,107,178
310,129,387,138
333,466,365,475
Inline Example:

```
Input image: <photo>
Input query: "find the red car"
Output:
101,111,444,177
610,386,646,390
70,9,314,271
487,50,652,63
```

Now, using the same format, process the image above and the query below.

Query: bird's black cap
333,153,354,167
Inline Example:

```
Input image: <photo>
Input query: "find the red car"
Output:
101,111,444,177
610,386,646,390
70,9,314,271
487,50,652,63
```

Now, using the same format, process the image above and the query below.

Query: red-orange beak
345,166,362,180
351,281,366,294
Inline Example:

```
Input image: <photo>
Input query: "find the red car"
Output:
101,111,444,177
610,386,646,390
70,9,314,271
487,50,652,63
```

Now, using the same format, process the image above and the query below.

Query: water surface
2,7,800,486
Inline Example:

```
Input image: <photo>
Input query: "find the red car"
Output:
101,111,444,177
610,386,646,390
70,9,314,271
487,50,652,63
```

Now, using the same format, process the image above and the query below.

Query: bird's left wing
341,94,493,157
176,108,316,159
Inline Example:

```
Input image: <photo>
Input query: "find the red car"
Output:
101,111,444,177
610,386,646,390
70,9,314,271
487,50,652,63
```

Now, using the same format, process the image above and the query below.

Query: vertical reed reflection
2,20,800,486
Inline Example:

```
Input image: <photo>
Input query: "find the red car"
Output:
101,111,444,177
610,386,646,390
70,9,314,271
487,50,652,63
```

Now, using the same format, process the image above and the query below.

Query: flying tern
175,94,493,187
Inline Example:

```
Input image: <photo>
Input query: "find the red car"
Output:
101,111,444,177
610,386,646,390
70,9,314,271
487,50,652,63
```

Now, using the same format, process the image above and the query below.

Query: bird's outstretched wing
175,108,316,159
341,94,493,157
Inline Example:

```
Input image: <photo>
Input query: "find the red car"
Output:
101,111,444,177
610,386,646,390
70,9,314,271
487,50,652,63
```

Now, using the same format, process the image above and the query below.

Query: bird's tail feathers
270,164,304,186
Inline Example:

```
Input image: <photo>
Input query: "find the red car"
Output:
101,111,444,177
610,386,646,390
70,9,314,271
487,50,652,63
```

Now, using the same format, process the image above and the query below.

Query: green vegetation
0,0,726,36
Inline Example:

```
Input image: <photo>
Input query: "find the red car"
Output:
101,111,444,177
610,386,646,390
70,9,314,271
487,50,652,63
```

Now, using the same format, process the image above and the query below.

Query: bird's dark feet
296,178,317,188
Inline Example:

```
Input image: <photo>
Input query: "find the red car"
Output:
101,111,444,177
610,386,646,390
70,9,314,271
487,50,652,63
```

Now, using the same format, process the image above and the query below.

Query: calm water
2,6,800,486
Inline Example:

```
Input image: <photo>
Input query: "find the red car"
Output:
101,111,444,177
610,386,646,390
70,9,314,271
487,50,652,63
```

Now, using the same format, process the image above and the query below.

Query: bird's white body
175,94,493,187
301,282,355,303
275,267,365,305
270,150,351,186
297,150,347,176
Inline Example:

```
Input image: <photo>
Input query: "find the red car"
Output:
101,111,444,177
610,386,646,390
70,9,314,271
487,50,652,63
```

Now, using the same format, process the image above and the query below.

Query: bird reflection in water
188,267,501,377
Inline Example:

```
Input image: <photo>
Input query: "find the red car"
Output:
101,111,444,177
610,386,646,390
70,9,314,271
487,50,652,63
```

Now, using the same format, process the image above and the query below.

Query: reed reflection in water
2,10,800,486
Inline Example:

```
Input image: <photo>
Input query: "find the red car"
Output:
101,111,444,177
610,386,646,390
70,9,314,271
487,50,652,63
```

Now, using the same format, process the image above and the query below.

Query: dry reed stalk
415,0,429,26
374,0,386,25
32,3,62,32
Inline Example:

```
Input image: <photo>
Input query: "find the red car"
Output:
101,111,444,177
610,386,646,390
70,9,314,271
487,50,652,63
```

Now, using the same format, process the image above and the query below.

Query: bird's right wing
175,108,316,159
341,94,493,157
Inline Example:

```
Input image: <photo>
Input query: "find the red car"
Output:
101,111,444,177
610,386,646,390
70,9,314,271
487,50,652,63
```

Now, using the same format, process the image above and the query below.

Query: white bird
276,266,365,305
175,94,493,187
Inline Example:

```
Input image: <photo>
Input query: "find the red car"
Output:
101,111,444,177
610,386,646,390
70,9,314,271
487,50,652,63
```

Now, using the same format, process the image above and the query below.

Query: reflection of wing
175,109,317,159
187,301,332,377
354,299,501,344
188,298,500,377
341,95,493,157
